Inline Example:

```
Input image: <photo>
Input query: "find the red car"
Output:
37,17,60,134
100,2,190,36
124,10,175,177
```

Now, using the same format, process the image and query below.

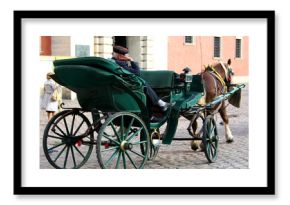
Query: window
235,38,242,58
214,37,221,58
184,36,195,45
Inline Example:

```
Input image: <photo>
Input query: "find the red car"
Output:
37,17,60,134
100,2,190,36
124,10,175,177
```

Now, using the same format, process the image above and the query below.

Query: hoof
226,139,234,143
191,142,199,151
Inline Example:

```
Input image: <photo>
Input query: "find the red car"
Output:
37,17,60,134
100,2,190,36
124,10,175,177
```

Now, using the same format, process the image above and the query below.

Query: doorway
114,36,127,47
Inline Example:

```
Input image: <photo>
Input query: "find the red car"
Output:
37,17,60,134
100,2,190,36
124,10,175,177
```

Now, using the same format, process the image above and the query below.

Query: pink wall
40,36,52,56
167,36,249,76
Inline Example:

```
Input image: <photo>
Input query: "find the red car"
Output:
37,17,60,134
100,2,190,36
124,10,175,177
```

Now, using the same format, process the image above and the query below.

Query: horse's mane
203,62,225,76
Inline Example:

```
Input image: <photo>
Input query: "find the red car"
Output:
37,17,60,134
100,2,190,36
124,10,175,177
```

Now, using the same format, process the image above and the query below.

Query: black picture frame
14,10,275,195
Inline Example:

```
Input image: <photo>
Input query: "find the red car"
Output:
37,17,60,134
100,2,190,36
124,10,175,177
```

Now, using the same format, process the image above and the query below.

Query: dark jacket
113,59,141,76
112,58,160,105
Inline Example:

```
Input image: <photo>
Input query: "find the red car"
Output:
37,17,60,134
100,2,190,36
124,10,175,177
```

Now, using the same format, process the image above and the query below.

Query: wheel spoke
210,145,214,159
52,129,66,138
100,146,119,152
206,143,211,157
102,134,120,145
63,145,70,168
103,132,111,137
120,116,124,140
207,120,211,133
110,123,121,142
128,149,145,159
70,146,76,168
211,143,217,152
209,127,214,138
53,145,67,163
73,144,85,159
125,151,137,169
70,114,76,135
125,118,135,138
104,148,119,167
47,135,63,140
115,152,122,169
63,117,70,135
126,127,143,142
48,142,65,151
53,124,67,137
73,119,85,136
122,151,127,169
131,140,147,145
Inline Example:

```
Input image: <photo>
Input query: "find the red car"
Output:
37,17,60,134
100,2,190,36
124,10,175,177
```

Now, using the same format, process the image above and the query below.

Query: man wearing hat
112,45,175,112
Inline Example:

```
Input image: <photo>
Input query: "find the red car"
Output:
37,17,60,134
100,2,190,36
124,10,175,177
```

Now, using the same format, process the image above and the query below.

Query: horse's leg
185,113,200,151
219,101,234,143
190,119,200,151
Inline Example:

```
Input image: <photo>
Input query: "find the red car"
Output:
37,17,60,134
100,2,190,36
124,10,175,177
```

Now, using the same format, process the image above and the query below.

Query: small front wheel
43,110,94,169
202,115,219,163
96,112,150,169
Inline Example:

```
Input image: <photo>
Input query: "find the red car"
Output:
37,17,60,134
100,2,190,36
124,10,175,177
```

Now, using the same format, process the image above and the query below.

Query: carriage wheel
43,110,94,169
96,112,149,169
202,115,219,163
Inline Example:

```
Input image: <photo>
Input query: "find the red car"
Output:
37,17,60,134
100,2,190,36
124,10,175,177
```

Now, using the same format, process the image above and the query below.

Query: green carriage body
52,57,205,145
44,57,245,169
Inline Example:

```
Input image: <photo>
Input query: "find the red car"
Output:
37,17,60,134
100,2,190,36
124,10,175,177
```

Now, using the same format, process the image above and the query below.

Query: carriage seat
140,70,176,89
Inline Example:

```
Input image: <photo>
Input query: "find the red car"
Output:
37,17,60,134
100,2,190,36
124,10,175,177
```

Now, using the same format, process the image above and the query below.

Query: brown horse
190,59,235,150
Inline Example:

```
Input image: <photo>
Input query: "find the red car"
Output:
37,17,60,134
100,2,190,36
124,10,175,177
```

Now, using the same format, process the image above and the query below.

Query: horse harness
207,64,228,96
205,62,234,113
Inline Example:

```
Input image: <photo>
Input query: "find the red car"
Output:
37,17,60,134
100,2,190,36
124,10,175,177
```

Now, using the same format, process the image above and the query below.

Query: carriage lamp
180,67,193,95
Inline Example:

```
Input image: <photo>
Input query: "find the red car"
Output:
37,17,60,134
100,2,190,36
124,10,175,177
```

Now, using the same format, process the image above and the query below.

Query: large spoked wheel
96,112,150,169
202,115,219,163
43,110,94,169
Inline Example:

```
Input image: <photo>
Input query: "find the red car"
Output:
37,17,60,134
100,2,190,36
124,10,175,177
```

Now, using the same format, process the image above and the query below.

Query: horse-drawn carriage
43,57,244,169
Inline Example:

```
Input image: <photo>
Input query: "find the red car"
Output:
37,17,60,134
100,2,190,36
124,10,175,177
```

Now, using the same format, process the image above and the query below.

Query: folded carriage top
51,57,146,112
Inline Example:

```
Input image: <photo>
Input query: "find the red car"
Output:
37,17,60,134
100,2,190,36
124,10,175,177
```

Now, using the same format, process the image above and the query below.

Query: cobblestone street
40,85,248,169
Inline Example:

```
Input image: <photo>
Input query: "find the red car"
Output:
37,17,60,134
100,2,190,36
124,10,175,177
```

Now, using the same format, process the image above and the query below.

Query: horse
190,58,235,151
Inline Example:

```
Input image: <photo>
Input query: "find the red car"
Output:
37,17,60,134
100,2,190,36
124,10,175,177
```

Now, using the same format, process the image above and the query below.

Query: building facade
40,36,248,99
167,36,249,80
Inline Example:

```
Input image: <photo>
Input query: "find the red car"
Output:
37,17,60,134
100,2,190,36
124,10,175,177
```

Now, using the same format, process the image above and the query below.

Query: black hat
113,45,129,55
